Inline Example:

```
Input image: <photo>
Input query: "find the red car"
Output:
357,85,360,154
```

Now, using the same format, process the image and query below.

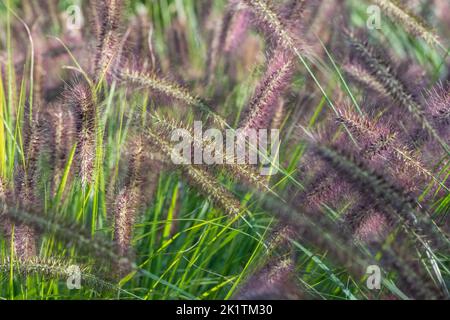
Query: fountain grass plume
44,103,77,195
65,82,97,189
241,0,298,51
425,82,450,134
121,69,202,107
152,112,270,191
147,126,242,217
343,63,391,99
241,49,295,132
94,0,124,81
336,106,439,186
113,135,148,259
0,256,122,293
233,256,302,300
2,203,133,271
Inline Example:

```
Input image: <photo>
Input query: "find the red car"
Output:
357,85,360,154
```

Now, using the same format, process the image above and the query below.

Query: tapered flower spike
343,63,390,99
233,257,303,300
85,0,102,41
0,141,36,261
223,6,251,53
121,69,229,128
5,203,131,270
345,206,390,243
113,135,148,259
12,105,46,260
65,82,97,189
425,82,450,135
241,49,294,132
335,106,397,161
121,69,201,107
0,177,7,225
44,103,77,196
148,127,242,217
152,113,269,191
241,0,298,52
336,106,436,184
371,0,443,48
0,256,118,292
94,0,124,81
113,188,137,258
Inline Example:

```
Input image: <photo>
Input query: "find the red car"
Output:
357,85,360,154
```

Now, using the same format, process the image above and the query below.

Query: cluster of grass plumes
0,0,448,300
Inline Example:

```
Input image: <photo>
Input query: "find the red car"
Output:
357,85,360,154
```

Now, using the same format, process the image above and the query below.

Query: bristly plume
240,0,310,55
12,104,46,260
424,82,450,136
371,0,442,48
241,49,294,133
343,63,390,99
44,103,77,196
148,127,242,217
85,0,102,41
0,177,8,231
121,69,202,107
94,0,124,81
66,82,97,189
113,135,147,259
345,206,391,243
152,113,270,191
19,107,44,209
4,203,132,270
121,70,229,127
0,256,119,292
233,257,303,299
336,106,437,187
113,188,137,259
223,5,251,53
